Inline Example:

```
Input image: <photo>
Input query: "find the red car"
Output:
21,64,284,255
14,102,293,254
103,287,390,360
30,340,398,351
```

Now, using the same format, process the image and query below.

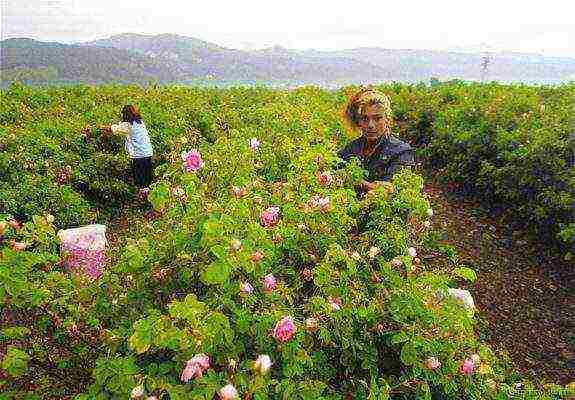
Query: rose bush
1,83,573,399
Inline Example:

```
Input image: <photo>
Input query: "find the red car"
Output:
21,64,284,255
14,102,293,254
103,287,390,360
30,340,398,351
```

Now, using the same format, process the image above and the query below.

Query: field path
423,178,574,384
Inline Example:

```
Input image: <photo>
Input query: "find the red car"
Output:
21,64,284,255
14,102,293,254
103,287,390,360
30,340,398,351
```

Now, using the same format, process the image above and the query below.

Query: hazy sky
2,0,574,57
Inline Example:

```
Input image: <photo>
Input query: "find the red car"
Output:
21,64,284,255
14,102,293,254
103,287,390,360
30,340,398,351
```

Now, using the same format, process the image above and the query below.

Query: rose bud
368,246,380,259
8,219,21,230
426,357,441,370
260,206,280,227
250,251,264,262
240,282,254,294
253,354,272,375
391,258,403,268
305,317,319,332
460,358,475,376
230,239,242,251
328,297,341,311
370,273,382,284
131,386,144,399
11,241,27,251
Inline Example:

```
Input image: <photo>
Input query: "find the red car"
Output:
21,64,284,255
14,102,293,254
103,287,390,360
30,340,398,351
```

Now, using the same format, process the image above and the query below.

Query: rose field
0,82,573,399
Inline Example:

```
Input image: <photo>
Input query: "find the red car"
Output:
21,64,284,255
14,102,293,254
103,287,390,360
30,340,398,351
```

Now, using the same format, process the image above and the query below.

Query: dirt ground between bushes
422,178,574,385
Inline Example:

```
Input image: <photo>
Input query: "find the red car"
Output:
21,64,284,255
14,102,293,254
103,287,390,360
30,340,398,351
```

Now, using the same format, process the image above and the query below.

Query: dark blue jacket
338,135,415,181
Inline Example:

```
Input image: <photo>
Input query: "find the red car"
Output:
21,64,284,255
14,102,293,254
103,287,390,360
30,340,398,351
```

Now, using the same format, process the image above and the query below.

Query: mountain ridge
2,34,574,87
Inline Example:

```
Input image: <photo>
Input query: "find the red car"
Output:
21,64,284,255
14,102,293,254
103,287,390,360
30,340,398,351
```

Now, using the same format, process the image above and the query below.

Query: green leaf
1,346,30,377
201,260,232,285
399,342,417,366
168,294,206,325
454,267,477,282
389,331,409,345
148,181,170,211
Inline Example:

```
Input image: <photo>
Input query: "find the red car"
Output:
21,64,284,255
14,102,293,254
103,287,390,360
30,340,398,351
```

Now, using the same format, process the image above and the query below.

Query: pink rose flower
328,296,342,310
260,206,280,227
250,251,264,262
231,186,247,198
172,186,185,197
309,196,331,212
249,138,261,151
218,384,238,400
273,316,296,342
240,282,254,294
262,274,277,293
181,149,204,172
460,357,475,376
317,171,333,186
301,268,313,281
426,357,441,370
8,219,21,230
181,354,210,382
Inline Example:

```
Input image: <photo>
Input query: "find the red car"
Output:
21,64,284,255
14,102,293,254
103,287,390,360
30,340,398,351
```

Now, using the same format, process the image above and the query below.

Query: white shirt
111,121,154,158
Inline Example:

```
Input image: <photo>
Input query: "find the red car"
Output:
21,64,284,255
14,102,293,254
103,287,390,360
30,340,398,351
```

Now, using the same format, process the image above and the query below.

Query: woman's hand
98,124,112,133
360,180,380,192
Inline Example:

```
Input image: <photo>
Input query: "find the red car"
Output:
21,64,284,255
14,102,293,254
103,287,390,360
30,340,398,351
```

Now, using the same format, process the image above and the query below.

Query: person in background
100,105,154,202
338,87,415,195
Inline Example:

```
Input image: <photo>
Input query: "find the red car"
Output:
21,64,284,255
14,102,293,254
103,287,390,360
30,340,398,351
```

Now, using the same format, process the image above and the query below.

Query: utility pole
481,54,491,82
479,42,493,82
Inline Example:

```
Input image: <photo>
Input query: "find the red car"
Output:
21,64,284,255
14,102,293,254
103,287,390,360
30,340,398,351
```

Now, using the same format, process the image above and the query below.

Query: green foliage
0,83,572,399
1,346,30,377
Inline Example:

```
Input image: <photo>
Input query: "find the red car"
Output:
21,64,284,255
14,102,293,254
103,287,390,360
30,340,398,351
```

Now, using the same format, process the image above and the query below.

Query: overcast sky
2,0,574,57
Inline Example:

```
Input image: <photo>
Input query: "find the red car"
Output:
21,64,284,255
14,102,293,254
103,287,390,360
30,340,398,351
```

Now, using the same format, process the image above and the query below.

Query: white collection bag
57,224,107,278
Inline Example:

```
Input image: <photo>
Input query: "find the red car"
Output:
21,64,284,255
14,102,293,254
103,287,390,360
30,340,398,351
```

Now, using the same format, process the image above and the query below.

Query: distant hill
81,33,389,84
0,37,183,85
2,33,575,87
